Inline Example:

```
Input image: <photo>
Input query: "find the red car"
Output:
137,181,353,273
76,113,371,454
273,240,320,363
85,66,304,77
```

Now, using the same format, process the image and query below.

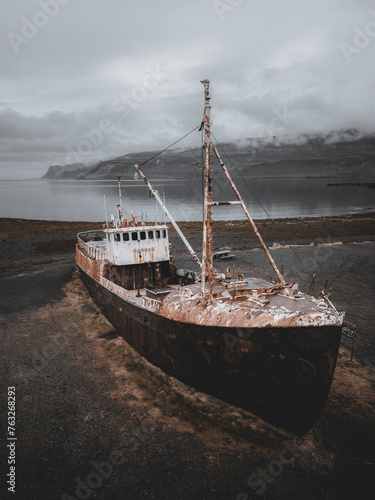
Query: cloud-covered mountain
42,131,375,181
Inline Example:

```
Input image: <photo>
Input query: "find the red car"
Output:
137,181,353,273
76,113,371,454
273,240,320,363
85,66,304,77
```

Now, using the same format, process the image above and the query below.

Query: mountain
42,130,375,180
42,162,96,180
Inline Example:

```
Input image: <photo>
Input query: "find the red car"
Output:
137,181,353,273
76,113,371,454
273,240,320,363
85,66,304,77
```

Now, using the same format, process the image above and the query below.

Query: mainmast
200,79,213,295
199,79,284,287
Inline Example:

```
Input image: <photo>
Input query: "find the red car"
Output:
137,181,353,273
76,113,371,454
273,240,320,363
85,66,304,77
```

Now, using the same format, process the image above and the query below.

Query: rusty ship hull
77,245,342,436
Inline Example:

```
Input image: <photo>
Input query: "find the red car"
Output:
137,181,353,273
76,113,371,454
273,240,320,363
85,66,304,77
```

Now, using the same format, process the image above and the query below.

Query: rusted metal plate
160,281,344,328
76,245,102,282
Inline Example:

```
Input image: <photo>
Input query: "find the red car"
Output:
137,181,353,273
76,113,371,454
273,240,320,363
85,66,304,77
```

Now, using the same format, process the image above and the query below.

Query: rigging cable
138,125,200,167
171,126,204,207
120,125,200,179
210,132,315,282
174,123,205,205
178,162,200,206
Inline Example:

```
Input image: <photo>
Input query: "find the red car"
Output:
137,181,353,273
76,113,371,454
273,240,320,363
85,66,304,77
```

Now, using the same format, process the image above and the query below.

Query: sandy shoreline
0,213,374,499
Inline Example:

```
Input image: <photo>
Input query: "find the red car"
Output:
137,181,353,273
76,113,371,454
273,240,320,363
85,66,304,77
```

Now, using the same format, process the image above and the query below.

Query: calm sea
0,177,374,222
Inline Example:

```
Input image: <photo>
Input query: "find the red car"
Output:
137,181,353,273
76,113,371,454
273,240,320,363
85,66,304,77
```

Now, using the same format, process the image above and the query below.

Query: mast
199,80,284,285
200,79,213,295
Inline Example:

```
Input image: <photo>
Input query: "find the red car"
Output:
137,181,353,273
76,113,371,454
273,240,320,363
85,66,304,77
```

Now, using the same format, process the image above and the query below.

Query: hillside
42,162,96,180
42,131,375,180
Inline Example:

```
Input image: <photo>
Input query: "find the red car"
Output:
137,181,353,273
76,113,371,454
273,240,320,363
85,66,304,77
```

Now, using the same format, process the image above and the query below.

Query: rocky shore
0,213,374,499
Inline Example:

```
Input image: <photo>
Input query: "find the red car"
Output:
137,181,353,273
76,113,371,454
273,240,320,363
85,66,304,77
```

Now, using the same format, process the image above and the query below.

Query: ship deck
76,235,343,330
117,278,344,329
86,240,106,249
124,286,179,308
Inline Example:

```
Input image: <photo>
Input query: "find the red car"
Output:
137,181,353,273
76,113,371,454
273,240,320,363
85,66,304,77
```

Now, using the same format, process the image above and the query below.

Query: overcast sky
1,0,374,179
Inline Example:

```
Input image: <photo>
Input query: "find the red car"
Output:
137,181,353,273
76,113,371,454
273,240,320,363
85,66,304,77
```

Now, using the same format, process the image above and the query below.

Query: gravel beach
0,214,374,500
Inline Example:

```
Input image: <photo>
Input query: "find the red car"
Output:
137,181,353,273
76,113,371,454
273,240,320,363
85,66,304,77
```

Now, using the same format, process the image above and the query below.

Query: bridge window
123,233,129,241
132,232,138,241
155,230,160,239
148,231,154,239
115,234,121,242
162,229,167,238
140,231,146,240
107,234,111,241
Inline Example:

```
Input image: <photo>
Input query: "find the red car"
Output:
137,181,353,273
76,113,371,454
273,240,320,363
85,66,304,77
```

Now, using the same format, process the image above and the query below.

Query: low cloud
0,0,374,178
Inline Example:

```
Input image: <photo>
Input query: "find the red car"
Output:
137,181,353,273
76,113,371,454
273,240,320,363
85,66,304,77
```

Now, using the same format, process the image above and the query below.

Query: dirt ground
0,214,374,500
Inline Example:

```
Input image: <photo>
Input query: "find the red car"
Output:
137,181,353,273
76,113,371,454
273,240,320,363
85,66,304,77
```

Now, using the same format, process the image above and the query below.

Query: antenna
117,176,123,219
162,192,166,222
103,193,108,226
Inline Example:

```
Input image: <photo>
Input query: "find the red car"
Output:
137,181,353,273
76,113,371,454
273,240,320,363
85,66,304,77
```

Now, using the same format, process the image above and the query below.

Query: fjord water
0,177,374,222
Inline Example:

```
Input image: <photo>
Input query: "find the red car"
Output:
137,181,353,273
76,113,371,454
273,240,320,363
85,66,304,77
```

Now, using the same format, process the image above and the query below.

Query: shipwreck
76,80,344,435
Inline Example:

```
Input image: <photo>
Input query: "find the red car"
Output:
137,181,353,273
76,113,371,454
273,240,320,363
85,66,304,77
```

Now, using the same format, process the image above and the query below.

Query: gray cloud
0,0,374,178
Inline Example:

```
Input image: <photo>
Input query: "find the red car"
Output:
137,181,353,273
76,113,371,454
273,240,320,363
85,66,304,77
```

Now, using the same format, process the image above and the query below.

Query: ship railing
77,229,105,242
142,296,162,312
99,276,128,301
77,230,106,261
85,245,106,261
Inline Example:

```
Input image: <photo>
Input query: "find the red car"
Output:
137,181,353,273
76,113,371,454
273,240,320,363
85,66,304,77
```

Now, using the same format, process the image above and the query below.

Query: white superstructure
104,225,170,266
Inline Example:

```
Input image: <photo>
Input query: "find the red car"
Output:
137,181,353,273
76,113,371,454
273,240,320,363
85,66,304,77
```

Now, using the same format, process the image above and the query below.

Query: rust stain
160,280,344,329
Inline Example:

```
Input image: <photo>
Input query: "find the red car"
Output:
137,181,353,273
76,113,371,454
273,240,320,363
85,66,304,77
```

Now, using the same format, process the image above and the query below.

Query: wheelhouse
104,224,170,265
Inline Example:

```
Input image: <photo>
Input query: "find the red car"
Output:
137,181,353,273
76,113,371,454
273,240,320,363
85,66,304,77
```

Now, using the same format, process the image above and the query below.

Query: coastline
1,211,374,263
